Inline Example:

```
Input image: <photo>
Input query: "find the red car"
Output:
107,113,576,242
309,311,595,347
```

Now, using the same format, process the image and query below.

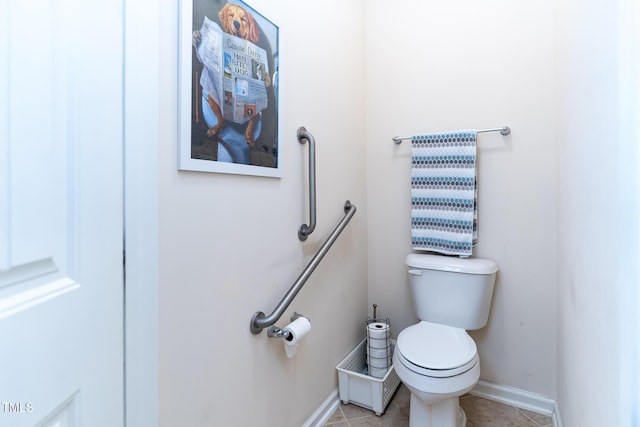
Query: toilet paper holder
267,312,309,340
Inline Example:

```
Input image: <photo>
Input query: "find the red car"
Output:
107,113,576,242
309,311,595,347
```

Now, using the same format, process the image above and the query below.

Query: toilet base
409,394,467,427
460,407,467,427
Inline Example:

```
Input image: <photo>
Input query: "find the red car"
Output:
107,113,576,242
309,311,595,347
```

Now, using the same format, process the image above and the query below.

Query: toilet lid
397,321,477,370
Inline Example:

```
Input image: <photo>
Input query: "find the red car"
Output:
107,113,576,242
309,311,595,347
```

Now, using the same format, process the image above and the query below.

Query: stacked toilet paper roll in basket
366,319,392,378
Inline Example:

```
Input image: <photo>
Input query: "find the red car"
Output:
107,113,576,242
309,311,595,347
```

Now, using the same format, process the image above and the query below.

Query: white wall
555,0,640,425
364,0,558,398
157,1,367,426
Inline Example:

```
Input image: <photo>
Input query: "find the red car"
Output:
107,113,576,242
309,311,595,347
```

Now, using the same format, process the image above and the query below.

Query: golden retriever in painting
219,2,259,44
203,3,269,147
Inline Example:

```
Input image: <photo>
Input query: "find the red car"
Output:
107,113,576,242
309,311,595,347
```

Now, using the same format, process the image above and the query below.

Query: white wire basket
336,338,401,416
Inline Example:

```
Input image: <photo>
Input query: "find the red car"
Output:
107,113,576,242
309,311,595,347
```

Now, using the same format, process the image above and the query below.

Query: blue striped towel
411,130,478,257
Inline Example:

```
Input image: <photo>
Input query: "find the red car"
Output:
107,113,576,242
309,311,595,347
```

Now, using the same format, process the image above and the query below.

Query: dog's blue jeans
201,93,262,164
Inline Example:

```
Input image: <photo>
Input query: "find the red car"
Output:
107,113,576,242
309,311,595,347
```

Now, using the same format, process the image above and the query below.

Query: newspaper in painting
195,16,269,125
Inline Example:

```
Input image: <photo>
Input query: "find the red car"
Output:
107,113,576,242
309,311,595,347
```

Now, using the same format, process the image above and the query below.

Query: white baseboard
553,401,564,427
301,389,340,427
471,380,562,426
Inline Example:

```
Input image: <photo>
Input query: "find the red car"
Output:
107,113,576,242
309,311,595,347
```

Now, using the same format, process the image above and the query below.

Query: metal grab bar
297,127,316,241
250,201,357,334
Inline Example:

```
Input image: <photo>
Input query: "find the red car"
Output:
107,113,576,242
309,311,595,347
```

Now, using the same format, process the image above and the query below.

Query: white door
1,1,125,426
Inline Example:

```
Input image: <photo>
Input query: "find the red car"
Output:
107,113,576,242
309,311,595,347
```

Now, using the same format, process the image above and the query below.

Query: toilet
393,253,498,427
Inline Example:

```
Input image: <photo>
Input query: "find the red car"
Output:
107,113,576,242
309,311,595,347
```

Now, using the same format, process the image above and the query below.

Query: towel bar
392,126,510,144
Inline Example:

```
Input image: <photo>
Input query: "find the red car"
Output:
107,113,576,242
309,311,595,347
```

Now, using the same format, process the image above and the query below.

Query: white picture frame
178,0,280,177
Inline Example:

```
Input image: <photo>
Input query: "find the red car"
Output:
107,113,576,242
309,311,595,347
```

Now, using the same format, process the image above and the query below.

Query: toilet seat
396,321,478,378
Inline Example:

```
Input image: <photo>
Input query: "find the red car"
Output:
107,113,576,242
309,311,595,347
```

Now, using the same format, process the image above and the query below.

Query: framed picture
179,0,280,177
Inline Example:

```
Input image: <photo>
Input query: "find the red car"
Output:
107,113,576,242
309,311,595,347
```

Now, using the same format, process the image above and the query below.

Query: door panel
1,0,124,426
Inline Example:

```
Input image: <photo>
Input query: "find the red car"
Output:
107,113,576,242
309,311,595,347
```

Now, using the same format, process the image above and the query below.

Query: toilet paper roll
367,346,391,359
368,355,390,368
368,366,388,378
283,316,311,358
367,322,390,340
367,338,389,349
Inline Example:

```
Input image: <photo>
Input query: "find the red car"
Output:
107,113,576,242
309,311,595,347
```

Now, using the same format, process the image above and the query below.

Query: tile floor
323,384,553,427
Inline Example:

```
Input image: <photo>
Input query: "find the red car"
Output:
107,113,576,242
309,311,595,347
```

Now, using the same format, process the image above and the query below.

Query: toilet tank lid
406,253,498,275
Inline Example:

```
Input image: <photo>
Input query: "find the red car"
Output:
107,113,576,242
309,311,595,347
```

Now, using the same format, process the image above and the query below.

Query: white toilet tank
405,253,498,330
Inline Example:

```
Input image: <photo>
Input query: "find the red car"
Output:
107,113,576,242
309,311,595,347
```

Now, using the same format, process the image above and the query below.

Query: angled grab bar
250,201,357,334
297,127,316,241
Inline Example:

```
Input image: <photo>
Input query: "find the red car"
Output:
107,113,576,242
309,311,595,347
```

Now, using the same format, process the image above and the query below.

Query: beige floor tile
391,384,411,407
340,402,375,420
324,406,347,425
460,395,541,427
376,401,409,427
518,408,554,426
347,416,386,427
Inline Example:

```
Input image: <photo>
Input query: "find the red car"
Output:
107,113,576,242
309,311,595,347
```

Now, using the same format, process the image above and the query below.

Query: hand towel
411,130,477,256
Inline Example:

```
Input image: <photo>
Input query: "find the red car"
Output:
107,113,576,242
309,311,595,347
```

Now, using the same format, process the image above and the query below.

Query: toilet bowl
394,254,498,427
393,321,480,427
